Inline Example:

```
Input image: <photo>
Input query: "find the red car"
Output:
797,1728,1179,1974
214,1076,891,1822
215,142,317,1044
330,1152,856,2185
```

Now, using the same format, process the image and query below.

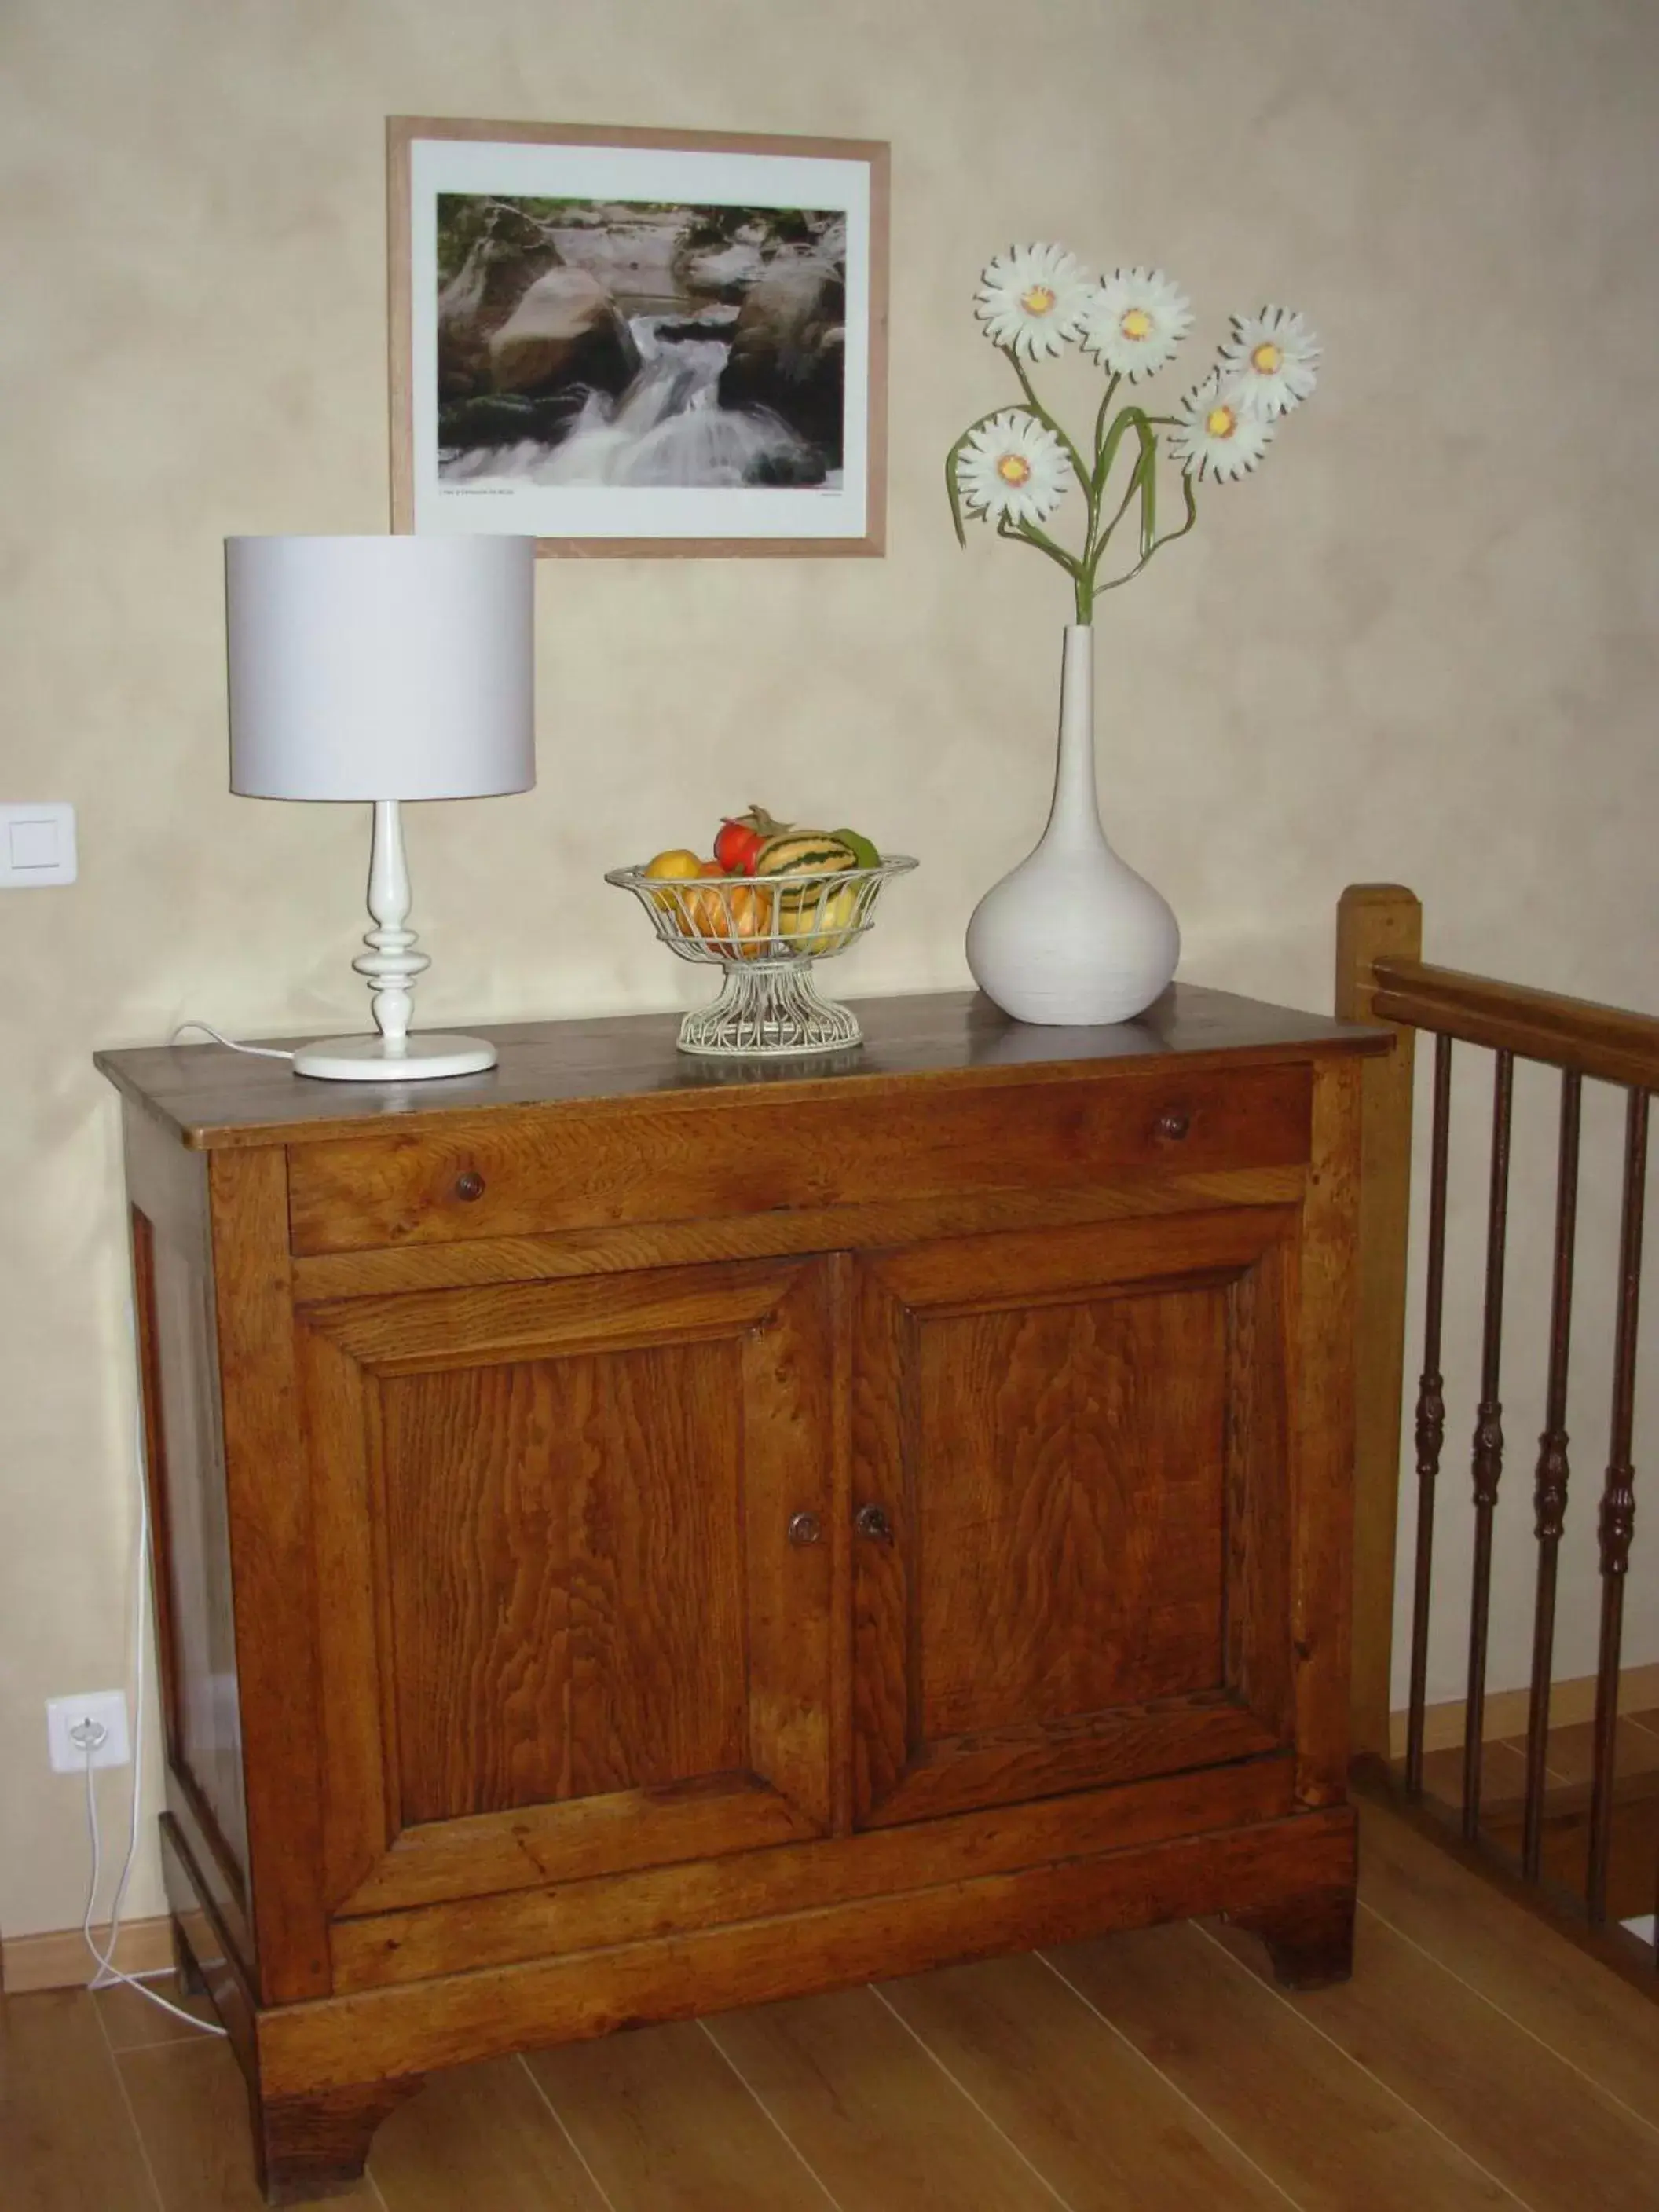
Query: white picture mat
408,137,872,542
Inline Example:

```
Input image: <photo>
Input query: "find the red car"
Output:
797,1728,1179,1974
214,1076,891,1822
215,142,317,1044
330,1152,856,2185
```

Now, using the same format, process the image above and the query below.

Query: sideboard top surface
95,984,1386,1150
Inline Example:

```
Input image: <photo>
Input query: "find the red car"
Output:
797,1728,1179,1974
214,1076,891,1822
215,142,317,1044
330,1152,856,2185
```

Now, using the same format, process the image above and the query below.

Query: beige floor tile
525,2020,831,2211
0,1987,160,2211
708,1982,1060,2210
1050,1918,1515,2210
119,2037,379,2210
371,2056,607,2211
882,1950,1289,2209
1211,1904,1659,2212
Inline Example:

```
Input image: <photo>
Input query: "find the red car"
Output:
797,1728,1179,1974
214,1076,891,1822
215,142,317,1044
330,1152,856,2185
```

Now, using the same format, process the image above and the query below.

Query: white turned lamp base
289,800,496,1085
293,1032,497,1083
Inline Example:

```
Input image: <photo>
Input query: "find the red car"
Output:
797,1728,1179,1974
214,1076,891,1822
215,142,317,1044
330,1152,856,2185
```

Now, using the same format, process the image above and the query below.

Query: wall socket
46,1689,131,1773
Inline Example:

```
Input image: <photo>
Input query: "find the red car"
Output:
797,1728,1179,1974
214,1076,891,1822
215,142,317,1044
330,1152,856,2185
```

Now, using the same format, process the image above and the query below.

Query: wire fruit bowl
606,856,918,1057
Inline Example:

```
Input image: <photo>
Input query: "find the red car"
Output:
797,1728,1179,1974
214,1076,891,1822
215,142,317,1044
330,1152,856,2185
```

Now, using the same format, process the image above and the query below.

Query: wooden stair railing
1338,884,1657,1977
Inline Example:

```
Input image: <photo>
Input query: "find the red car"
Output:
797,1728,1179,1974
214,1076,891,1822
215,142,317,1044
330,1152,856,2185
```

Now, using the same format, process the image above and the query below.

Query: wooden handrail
1372,955,1659,1092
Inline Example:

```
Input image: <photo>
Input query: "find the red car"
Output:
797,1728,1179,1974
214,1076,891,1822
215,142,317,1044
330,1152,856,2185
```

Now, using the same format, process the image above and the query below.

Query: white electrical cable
170,1020,294,1060
77,1404,226,2037
80,1752,219,2033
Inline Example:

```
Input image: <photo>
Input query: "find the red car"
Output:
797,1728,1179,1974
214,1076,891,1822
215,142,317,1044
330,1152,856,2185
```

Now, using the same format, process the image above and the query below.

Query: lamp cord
77,1402,226,2037
169,1021,294,1062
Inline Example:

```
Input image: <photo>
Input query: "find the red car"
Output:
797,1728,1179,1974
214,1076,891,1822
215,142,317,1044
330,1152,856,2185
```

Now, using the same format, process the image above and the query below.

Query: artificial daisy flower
1166,372,1275,483
1219,306,1320,417
955,410,1074,527
974,244,1092,361
1077,266,1194,381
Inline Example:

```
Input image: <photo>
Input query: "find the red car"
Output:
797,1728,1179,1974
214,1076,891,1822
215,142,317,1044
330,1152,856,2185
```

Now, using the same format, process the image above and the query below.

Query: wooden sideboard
97,986,1385,2203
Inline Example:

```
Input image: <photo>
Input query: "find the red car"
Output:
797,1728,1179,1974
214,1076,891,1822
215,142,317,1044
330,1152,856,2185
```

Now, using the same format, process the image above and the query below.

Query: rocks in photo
437,200,565,400
675,235,769,302
436,389,588,452
717,252,846,468
487,268,641,401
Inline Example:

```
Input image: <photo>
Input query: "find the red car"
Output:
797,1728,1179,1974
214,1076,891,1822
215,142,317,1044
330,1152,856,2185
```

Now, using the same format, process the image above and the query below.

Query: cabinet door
297,1257,836,1918
851,1210,1295,1827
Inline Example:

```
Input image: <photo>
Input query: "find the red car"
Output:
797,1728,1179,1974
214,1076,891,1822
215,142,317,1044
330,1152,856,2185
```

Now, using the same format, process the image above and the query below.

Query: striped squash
754,833,859,919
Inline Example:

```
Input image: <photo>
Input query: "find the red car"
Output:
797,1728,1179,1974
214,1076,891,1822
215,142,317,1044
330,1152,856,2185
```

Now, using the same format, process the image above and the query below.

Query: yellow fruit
643,848,712,922
672,867,726,942
797,882,860,955
727,882,777,958
679,881,725,942
643,847,706,881
681,879,776,956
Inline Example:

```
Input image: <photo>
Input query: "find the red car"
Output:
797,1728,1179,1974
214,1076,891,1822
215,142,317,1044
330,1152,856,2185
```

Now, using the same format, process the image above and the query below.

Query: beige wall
2,0,1657,1940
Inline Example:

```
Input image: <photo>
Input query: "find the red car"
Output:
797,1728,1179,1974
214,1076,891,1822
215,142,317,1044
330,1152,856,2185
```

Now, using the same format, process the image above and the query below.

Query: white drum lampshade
225,534,536,1081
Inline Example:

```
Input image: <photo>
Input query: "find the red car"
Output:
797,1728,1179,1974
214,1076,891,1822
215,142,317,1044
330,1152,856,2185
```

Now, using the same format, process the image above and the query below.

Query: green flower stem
1139,433,1158,558
1093,420,1159,562
1095,471,1198,594
1090,375,1122,488
998,515,1092,624
1003,349,1092,517
1001,515,1080,577
948,346,1202,628
1092,403,1143,500
1085,407,1157,588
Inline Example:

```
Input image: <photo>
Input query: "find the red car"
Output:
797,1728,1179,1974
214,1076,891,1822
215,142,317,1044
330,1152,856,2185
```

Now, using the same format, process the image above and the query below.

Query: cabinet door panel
383,1341,748,1822
917,1287,1227,1739
299,1257,835,1917
852,1210,1295,1828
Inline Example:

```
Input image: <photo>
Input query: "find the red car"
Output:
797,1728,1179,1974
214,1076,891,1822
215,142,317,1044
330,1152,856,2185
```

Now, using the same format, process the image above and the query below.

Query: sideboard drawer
287,1064,1312,1254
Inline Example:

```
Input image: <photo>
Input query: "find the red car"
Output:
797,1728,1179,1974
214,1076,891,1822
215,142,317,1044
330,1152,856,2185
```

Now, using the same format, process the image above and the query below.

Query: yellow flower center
1121,306,1153,340
1020,284,1057,316
1205,404,1237,440
1251,340,1283,374
996,452,1033,486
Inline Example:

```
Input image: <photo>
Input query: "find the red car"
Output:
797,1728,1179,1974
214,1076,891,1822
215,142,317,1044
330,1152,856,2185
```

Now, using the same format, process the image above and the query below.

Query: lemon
643,848,707,881
643,848,708,921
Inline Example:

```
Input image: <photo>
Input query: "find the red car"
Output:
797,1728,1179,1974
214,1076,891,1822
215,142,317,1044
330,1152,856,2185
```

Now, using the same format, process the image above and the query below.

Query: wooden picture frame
388,117,888,558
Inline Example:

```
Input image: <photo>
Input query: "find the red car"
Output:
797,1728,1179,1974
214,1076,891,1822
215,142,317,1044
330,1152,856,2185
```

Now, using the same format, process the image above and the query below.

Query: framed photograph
388,117,888,558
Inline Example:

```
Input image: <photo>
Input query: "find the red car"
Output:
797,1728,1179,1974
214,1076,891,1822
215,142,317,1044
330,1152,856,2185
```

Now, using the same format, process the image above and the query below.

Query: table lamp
225,533,535,1081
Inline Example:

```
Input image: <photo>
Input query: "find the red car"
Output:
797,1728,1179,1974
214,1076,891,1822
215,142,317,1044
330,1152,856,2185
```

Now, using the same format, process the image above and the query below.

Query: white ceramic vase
966,624,1179,1026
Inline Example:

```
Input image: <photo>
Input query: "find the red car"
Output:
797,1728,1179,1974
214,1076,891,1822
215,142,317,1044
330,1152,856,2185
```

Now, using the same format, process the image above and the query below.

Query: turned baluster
1522,1071,1583,1880
1463,1052,1514,1839
1586,1088,1649,1921
1404,1035,1453,1797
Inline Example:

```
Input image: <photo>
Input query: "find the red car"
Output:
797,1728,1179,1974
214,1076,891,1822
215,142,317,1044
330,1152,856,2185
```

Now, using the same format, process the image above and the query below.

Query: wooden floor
5,1797,1659,2211
1418,1703,1659,1924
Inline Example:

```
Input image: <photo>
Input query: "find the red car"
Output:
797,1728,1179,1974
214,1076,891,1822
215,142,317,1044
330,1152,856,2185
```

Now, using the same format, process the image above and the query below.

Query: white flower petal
1219,306,1320,418
974,244,1093,361
955,409,1075,525
1166,372,1276,483
1077,266,1193,382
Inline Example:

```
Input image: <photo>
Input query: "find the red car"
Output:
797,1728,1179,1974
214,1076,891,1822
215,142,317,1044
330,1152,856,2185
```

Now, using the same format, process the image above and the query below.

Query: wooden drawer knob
453,1170,486,1202
1156,1108,1191,1141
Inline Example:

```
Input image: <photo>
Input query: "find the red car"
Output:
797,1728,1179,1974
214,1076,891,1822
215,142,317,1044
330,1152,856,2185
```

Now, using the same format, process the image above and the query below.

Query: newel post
1335,884,1423,1765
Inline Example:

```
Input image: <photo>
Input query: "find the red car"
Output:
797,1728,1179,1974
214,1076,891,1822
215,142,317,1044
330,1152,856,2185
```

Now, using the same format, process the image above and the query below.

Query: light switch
0,802,77,886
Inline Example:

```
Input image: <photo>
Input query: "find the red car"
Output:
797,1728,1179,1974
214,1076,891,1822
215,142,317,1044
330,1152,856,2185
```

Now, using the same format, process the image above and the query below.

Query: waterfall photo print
390,122,888,556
